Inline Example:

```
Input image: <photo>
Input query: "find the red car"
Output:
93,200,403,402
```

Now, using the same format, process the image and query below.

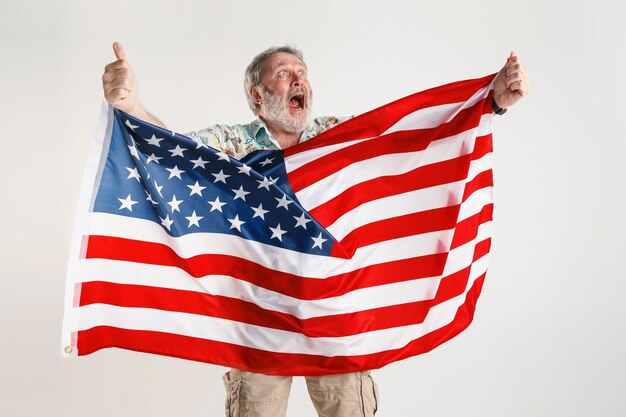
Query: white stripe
382,85,491,135
74,253,489,357
75,221,491,319
87,211,465,276
326,153,493,240
458,183,493,222
295,114,492,210
285,137,374,173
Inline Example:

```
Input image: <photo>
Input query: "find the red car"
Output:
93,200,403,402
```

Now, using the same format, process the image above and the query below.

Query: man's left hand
493,51,530,110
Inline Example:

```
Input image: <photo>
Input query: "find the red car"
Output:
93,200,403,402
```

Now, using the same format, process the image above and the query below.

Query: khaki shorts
223,368,379,417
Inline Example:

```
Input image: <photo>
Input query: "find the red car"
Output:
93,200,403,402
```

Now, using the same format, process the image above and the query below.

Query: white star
187,181,206,197
260,157,275,166
190,156,209,169
208,196,226,212
251,203,269,220
257,177,273,190
128,144,140,159
216,151,231,161
167,194,183,213
231,186,250,201
293,212,312,229
154,181,164,197
145,190,158,205
269,223,287,241
275,194,293,210
212,170,230,184
311,233,328,250
195,139,208,149
147,153,163,164
166,165,185,180
168,145,188,157
118,194,137,211
185,211,203,228
145,134,164,147
160,214,173,231
126,167,141,182
227,215,245,231
125,119,139,131
237,164,252,175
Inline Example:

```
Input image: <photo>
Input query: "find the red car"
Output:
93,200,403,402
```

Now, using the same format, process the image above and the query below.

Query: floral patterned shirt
185,116,349,159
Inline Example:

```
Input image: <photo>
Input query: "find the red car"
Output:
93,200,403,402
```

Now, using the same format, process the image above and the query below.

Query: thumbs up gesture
102,42,140,114
493,52,530,110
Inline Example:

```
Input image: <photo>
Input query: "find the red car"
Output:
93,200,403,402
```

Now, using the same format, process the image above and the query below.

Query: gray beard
259,85,312,133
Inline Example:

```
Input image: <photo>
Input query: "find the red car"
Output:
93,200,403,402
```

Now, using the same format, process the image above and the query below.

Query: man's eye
277,71,288,79
298,71,307,78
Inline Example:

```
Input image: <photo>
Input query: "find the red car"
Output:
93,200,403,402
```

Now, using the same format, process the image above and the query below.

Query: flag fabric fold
62,74,496,375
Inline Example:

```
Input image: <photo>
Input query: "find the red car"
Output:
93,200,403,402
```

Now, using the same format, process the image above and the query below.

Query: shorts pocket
362,371,379,416
222,370,242,417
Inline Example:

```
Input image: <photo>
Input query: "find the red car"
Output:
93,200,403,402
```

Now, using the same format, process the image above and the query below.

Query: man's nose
291,75,303,87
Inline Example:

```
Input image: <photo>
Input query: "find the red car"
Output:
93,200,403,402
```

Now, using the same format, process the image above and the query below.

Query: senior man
102,42,529,417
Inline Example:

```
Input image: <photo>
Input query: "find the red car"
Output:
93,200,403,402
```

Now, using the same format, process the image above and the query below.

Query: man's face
255,52,312,133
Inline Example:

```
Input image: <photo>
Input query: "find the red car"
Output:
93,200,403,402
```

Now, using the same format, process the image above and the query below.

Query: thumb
113,42,127,60
507,51,517,63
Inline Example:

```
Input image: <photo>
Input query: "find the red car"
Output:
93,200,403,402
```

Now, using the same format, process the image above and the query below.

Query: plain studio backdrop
1,0,624,416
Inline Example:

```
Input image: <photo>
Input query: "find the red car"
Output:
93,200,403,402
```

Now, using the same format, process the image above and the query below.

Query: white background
1,0,625,416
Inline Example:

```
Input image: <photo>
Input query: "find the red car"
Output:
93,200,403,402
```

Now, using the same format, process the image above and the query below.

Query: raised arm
102,42,166,128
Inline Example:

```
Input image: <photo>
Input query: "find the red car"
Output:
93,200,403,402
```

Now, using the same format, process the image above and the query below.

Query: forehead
264,52,306,72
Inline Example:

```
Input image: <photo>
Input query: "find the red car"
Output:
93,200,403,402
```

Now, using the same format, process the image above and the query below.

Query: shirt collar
250,118,314,149
250,118,268,142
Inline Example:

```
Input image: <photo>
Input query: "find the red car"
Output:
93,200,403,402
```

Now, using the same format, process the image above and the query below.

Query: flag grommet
64,346,73,354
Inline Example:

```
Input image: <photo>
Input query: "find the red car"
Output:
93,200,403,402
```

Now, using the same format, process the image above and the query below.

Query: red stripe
284,74,496,158
79,262,476,338
309,134,492,227
450,204,494,250
86,235,449,300
336,200,491,257
473,238,491,262
462,169,493,201
336,205,459,256
288,99,491,193
76,271,487,376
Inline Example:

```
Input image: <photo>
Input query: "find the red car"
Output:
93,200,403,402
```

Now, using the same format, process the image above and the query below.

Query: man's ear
251,87,262,106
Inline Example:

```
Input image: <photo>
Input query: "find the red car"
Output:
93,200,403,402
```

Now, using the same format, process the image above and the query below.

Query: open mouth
288,93,305,110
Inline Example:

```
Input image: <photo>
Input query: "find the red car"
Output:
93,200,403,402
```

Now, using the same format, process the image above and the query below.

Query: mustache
288,86,306,98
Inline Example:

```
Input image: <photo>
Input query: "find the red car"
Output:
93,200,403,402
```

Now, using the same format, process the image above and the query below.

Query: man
102,42,529,417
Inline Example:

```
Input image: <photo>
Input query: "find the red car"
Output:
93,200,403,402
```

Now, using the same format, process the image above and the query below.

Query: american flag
62,74,497,376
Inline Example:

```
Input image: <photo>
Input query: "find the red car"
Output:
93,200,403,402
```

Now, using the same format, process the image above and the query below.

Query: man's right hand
102,42,141,115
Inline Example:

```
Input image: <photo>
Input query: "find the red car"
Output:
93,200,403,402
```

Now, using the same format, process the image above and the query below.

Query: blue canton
92,110,344,255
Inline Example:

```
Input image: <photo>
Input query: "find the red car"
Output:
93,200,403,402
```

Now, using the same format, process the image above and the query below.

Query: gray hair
244,45,305,115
